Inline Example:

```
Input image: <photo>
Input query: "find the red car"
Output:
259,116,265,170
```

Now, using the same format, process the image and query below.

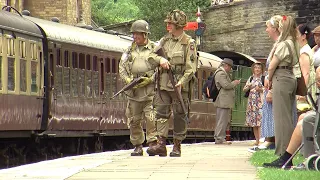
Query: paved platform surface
0,141,258,180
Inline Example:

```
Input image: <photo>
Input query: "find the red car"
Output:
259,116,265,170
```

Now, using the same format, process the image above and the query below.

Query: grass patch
250,150,320,180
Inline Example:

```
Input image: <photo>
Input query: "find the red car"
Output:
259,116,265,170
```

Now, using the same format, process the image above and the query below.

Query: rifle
155,47,189,123
110,77,144,99
167,68,189,123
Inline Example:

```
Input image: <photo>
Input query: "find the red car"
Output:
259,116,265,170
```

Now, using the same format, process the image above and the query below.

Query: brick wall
203,0,320,59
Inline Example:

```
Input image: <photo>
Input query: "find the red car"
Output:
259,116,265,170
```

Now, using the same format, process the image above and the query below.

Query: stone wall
0,0,91,26
203,0,320,59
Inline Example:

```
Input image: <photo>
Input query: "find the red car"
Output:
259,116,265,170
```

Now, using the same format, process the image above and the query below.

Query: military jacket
119,40,157,102
155,32,197,92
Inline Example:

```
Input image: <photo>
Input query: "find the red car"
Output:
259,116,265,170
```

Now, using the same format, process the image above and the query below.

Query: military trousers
272,69,297,156
126,99,157,146
214,108,231,141
155,90,189,141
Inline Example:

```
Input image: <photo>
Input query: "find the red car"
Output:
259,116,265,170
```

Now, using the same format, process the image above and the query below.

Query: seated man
263,66,320,168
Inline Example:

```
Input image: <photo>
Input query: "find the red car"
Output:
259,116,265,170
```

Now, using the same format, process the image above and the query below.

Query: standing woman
243,62,264,146
268,15,299,156
296,24,316,109
312,26,320,69
257,15,283,150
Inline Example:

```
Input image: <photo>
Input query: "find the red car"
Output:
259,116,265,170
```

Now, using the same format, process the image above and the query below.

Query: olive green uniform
119,40,158,146
152,32,197,140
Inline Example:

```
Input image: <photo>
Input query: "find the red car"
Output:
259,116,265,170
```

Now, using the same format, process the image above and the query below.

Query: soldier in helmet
119,20,169,156
147,10,198,157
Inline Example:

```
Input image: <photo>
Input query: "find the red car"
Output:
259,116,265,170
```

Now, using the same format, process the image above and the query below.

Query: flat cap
312,25,320,34
222,58,234,66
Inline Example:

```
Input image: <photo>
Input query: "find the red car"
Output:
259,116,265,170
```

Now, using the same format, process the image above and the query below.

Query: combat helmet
130,20,150,34
164,9,187,27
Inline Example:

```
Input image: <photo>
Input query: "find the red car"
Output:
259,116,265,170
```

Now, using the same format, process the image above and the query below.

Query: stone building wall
0,0,91,26
203,0,320,59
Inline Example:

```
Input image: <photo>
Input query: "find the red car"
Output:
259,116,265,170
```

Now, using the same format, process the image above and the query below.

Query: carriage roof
24,16,131,52
0,10,42,37
198,51,223,70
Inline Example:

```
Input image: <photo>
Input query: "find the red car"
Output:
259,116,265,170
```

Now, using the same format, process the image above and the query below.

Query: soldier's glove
125,77,133,84
134,77,152,89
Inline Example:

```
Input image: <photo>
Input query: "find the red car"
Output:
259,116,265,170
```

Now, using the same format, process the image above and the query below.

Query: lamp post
195,7,206,51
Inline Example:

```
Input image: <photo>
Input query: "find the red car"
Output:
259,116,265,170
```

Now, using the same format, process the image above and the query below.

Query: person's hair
266,15,282,29
278,15,297,42
297,23,316,47
251,63,263,74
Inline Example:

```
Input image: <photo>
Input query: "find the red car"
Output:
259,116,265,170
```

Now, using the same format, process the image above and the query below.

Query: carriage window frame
63,50,70,96
71,51,78,97
7,36,16,93
30,42,40,94
18,39,27,94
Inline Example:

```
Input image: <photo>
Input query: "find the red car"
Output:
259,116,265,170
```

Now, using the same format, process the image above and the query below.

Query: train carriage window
104,58,111,96
111,58,117,73
8,57,15,91
19,41,26,58
91,56,99,98
111,58,117,95
55,49,62,96
7,38,14,56
30,43,37,60
49,54,54,87
63,51,70,95
31,61,37,93
71,52,78,97
20,60,27,92
86,55,92,98
79,53,85,96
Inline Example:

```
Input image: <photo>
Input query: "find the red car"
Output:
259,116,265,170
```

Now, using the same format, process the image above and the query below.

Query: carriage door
231,65,252,126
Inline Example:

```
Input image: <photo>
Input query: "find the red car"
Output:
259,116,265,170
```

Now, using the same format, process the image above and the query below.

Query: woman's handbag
284,41,308,96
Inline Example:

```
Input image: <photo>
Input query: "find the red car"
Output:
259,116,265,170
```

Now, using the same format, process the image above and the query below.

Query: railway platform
0,141,258,180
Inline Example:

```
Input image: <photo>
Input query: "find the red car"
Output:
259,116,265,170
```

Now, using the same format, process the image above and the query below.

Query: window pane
86,55,91,70
112,59,116,73
31,61,38,92
8,57,15,91
64,51,69,67
19,41,26,58
72,52,78,68
7,39,14,56
20,60,27,92
79,53,85,69
56,49,61,65
105,58,110,73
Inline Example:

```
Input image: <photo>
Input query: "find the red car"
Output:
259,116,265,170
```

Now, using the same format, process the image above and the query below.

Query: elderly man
214,58,240,144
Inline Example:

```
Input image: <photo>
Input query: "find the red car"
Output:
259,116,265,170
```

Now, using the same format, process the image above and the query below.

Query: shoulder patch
190,44,195,51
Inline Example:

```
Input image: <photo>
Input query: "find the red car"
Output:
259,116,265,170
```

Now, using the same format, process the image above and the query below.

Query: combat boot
169,139,181,157
146,136,167,156
146,140,157,156
131,145,143,156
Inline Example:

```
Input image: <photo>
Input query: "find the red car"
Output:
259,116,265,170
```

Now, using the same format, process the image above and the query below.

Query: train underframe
0,127,253,169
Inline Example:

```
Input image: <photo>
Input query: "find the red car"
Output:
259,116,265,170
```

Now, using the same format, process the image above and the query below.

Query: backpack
205,71,220,101
244,75,265,98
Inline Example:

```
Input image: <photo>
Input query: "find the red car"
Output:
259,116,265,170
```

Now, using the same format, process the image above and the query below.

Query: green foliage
91,0,211,40
132,0,211,40
91,0,140,25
